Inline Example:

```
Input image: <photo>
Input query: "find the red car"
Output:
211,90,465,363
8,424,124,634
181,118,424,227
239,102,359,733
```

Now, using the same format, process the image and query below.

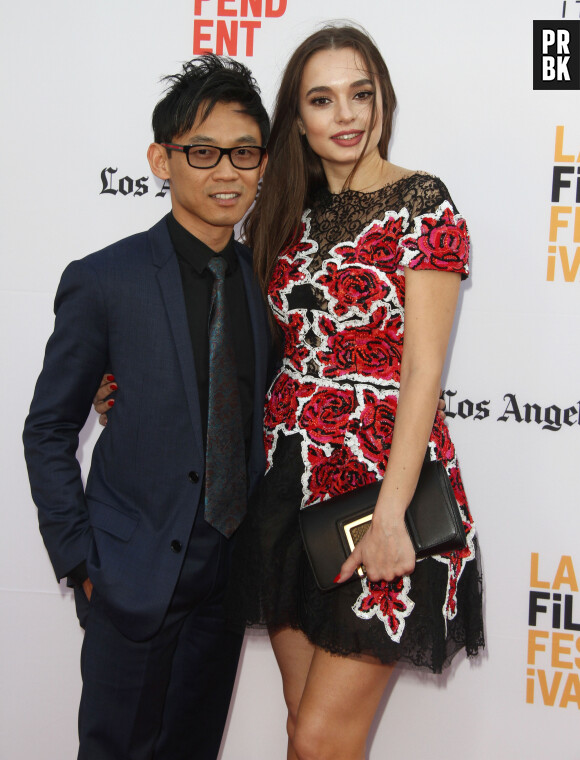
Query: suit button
188,471,199,483
170,540,182,553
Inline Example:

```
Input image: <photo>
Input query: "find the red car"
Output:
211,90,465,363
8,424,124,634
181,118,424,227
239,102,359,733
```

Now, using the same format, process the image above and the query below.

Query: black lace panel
306,173,456,269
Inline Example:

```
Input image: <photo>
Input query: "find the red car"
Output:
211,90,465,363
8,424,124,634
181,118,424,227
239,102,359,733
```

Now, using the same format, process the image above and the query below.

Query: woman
228,24,484,760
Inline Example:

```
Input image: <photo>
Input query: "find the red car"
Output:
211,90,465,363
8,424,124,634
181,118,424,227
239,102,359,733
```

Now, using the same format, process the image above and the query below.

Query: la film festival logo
527,553,580,709
193,0,287,57
546,126,580,282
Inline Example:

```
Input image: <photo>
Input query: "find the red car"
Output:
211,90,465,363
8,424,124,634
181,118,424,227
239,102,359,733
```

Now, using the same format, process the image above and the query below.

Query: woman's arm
337,267,461,583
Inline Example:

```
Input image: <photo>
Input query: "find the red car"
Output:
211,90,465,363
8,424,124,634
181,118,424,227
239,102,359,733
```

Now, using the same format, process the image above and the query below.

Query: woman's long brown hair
244,24,397,297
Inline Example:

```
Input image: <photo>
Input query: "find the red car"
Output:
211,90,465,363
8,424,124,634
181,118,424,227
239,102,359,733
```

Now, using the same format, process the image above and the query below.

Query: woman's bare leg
270,627,394,760
294,648,394,760
269,627,315,760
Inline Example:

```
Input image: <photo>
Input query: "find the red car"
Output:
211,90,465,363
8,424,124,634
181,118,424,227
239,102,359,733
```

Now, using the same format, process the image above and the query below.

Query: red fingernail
110,384,118,391
106,374,115,381
333,574,341,584
107,400,115,407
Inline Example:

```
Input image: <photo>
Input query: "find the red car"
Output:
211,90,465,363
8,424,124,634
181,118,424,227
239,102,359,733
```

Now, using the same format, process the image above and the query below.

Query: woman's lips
330,130,364,147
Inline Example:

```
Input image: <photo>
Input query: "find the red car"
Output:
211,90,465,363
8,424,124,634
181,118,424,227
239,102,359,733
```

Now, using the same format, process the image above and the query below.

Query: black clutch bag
299,454,467,591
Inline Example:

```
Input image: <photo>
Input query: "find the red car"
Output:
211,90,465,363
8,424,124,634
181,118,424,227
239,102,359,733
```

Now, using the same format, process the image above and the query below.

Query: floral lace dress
229,173,484,673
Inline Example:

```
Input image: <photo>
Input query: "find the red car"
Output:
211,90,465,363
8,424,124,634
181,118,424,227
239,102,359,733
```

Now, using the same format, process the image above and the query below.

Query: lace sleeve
397,174,470,278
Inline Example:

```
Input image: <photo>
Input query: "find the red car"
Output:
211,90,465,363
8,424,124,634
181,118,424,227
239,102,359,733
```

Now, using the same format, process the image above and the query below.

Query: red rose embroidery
356,390,397,472
282,221,311,252
316,262,390,317
436,466,475,621
264,373,315,431
306,445,374,505
279,313,310,372
268,255,306,310
335,216,404,273
263,432,274,461
442,554,470,620
430,417,456,463
400,206,469,273
356,577,409,636
446,465,469,511
317,308,403,380
299,387,357,445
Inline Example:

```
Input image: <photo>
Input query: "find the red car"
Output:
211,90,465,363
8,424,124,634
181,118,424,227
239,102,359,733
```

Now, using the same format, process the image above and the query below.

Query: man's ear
147,143,171,181
258,152,268,180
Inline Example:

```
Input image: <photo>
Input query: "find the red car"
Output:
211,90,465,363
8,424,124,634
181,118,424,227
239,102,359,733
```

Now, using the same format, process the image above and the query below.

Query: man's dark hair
152,55,270,146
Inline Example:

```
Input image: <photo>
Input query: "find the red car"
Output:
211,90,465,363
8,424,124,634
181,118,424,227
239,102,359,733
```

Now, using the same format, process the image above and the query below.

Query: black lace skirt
227,434,484,674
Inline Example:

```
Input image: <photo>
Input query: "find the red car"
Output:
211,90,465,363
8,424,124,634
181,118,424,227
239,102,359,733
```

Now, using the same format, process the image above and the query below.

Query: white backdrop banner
1,0,579,758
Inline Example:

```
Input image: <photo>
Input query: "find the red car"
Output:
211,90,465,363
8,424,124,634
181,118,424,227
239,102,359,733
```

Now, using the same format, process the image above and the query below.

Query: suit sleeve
23,258,110,581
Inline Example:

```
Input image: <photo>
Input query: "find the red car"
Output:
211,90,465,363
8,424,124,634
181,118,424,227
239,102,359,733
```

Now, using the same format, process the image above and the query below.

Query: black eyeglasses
161,143,266,170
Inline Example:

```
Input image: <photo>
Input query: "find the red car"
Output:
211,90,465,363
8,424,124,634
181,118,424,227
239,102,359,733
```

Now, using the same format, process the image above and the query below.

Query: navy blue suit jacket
23,216,270,641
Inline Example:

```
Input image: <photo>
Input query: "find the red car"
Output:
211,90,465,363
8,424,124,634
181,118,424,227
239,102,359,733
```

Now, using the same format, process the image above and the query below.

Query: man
23,56,270,760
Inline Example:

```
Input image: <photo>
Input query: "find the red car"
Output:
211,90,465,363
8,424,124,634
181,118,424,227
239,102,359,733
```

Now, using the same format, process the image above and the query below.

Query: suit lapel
148,218,205,462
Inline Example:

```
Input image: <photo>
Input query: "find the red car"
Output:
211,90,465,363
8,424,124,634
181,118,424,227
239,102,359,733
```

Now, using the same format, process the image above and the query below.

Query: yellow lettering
538,669,562,706
553,556,579,591
559,246,580,282
575,207,580,244
559,673,580,709
554,125,575,162
552,633,574,669
530,552,550,589
528,629,550,665
549,206,572,241
526,669,535,703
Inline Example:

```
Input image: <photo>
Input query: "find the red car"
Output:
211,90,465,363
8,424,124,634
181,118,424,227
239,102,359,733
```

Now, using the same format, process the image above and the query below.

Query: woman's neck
323,152,395,194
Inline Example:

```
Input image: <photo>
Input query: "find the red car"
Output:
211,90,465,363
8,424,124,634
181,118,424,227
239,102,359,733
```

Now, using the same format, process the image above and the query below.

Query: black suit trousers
77,506,243,760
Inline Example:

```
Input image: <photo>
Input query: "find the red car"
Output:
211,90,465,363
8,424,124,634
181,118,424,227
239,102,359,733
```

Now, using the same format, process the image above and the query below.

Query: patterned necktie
204,255,247,537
